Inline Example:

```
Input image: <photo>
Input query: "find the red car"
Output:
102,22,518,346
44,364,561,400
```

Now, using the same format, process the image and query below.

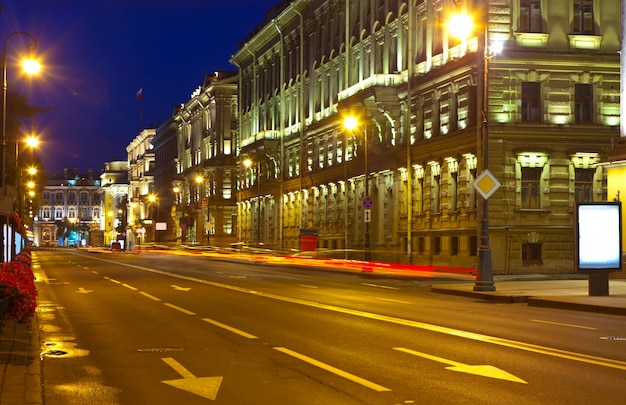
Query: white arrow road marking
161,357,222,400
77,287,93,294
171,285,191,291
394,347,527,384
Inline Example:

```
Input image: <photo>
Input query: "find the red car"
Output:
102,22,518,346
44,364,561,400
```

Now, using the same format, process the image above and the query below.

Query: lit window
521,167,541,208
575,84,593,123
519,0,542,33
573,0,594,34
521,82,541,122
575,168,594,202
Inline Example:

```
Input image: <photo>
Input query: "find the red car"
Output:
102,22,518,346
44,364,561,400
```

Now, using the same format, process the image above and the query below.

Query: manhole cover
137,347,184,353
600,336,626,341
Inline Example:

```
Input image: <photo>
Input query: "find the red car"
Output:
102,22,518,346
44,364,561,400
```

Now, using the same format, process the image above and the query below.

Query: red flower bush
0,248,37,323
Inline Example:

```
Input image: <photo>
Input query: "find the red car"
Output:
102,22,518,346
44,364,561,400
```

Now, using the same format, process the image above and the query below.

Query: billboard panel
575,202,622,272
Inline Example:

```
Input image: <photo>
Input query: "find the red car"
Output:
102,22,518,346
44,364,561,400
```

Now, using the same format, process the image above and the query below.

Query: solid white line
202,318,258,339
379,298,412,304
274,347,390,392
164,303,196,315
531,319,598,330
362,283,399,290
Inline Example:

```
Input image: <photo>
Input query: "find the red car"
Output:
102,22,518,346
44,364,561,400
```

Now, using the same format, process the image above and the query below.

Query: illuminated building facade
99,160,129,247
230,0,621,273
153,71,239,247
34,168,101,247
126,129,156,246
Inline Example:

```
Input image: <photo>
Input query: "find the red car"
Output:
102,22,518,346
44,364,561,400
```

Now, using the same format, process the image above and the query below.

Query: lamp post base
474,247,496,292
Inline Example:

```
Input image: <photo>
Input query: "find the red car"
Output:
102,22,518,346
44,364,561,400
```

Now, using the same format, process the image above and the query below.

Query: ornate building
153,71,239,247
34,168,101,247
127,129,156,247
229,0,621,273
99,160,129,247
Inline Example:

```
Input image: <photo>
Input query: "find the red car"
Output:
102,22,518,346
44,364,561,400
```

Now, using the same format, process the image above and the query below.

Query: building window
418,237,425,255
431,174,441,213
432,237,441,255
521,82,541,122
469,235,477,257
575,168,594,202
521,167,541,208
573,0,594,34
522,242,542,265
519,0,542,33
451,236,459,256
575,84,593,123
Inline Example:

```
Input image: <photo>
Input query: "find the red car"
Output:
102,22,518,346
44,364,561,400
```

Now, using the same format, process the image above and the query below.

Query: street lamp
195,174,211,246
449,5,496,291
343,115,372,261
2,32,40,191
1,32,40,262
17,134,39,221
173,184,186,244
243,158,261,245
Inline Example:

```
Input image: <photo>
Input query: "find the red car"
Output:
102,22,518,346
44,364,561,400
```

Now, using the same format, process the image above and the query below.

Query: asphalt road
34,249,626,404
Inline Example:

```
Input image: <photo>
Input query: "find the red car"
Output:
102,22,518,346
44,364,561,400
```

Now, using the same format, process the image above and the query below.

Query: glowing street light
449,4,495,291
343,115,372,261
242,158,261,244
2,32,40,192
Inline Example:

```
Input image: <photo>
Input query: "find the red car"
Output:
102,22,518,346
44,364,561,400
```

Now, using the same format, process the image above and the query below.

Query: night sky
1,0,281,175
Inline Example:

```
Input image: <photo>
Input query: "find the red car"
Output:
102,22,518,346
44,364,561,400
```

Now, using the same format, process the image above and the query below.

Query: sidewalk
0,316,41,405
431,274,626,316
3,266,626,405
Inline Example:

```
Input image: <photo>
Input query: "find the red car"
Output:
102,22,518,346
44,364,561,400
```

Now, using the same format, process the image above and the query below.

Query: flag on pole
136,88,144,101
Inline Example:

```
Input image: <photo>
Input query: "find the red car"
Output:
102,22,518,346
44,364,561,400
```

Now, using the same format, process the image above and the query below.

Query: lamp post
195,174,211,246
148,193,157,243
2,31,40,262
343,115,372,261
448,4,495,291
173,185,186,244
243,158,261,245
473,3,496,292
17,134,38,222
2,32,40,191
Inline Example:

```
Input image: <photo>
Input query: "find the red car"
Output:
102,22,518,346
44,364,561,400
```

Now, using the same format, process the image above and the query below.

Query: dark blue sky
1,0,280,174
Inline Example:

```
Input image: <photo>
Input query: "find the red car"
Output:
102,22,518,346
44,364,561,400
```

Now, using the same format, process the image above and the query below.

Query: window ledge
515,208,551,213
568,34,602,50
514,32,549,48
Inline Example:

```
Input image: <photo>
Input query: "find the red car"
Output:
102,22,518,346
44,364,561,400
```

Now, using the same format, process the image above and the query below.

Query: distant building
99,161,129,247
34,168,101,247
153,71,239,247
126,129,156,247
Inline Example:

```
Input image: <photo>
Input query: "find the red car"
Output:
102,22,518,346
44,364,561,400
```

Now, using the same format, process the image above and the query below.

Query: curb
26,314,42,405
527,297,626,316
430,286,530,304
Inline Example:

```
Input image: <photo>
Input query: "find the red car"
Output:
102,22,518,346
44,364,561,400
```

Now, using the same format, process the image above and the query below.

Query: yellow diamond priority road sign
473,169,500,200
